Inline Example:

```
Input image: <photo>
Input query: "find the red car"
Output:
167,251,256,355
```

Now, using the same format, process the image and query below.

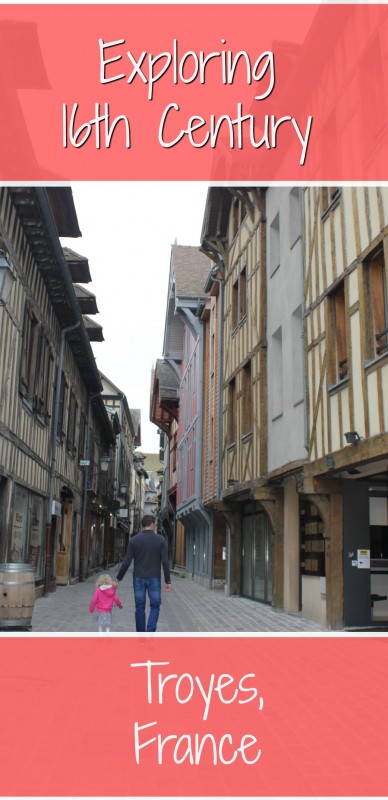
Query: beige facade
303,187,388,628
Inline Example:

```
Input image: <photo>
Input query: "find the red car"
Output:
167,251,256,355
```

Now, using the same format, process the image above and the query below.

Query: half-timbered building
100,373,140,558
197,257,226,588
201,188,272,600
302,186,388,628
0,187,116,594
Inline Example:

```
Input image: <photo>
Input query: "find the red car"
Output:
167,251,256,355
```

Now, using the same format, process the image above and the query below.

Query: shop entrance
342,471,388,627
241,508,273,603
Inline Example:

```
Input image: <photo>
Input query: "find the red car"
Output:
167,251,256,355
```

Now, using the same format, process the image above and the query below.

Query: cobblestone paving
30,566,327,633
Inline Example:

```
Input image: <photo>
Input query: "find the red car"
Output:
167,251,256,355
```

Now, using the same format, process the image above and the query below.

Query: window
78,412,87,459
35,332,53,416
232,198,239,239
231,267,247,329
241,361,252,436
365,247,388,360
271,327,283,419
289,188,301,247
329,282,348,384
292,306,304,406
321,187,340,215
57,372,67,439
227,378,237,445
19,304,54,419
67,391,78,455
20,305,39,402
270,213,280,276
8,485,45,579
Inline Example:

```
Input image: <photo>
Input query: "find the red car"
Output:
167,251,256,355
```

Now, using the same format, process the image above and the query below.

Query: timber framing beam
305,431,388,478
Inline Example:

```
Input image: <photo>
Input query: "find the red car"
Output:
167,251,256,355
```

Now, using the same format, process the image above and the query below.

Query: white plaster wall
267,188,306,472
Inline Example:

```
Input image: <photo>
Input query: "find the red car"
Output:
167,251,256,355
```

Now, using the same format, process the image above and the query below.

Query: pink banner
1,4,388,180
0,636,387,797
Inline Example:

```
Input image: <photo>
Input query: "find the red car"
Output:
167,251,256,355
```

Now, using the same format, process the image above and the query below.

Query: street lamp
99,453,111,472
0,250,16,306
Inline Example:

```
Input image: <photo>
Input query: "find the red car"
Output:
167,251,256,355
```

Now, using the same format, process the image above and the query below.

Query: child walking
89,574,123,632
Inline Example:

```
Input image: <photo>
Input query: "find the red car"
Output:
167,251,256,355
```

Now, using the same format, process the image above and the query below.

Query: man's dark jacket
116,530,171,583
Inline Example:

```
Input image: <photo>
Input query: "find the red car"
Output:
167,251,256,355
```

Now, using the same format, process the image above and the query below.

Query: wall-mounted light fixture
0,249,16,306
99,453,111,472
344,431,361,444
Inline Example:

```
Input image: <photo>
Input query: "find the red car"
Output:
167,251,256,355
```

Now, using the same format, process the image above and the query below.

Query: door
343,481,370,627
242,511,273,603
56,501,73,585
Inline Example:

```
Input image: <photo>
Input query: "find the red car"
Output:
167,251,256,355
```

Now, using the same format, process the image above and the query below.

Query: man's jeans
133,577,161,632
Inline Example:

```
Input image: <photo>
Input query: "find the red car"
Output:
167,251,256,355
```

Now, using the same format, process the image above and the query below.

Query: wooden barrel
0,564,36,629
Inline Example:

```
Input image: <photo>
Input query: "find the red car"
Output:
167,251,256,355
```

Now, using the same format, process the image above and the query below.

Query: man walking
115,515,171,632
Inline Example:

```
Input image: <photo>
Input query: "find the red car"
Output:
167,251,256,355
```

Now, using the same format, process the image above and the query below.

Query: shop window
365,247,388,360
8,485,45,579
328,281,348,384
300,501,325,577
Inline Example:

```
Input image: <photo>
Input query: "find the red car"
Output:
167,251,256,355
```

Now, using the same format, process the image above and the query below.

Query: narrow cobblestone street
30,567,327,633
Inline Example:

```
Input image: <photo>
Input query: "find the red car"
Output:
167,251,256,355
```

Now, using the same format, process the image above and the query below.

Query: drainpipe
208,269,224,500
45,321,80,595
79,390,100,580
196,312,213,585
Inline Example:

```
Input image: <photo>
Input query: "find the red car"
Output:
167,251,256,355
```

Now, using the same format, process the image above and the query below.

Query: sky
60,181,209,453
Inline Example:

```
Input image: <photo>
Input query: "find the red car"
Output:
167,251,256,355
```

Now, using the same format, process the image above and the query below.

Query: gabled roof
130,409,142,447
100,372,137,441
170,244,211,299
162,244,212,359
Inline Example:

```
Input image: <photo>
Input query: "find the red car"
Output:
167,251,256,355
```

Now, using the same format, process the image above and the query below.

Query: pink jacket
89,585,123,613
